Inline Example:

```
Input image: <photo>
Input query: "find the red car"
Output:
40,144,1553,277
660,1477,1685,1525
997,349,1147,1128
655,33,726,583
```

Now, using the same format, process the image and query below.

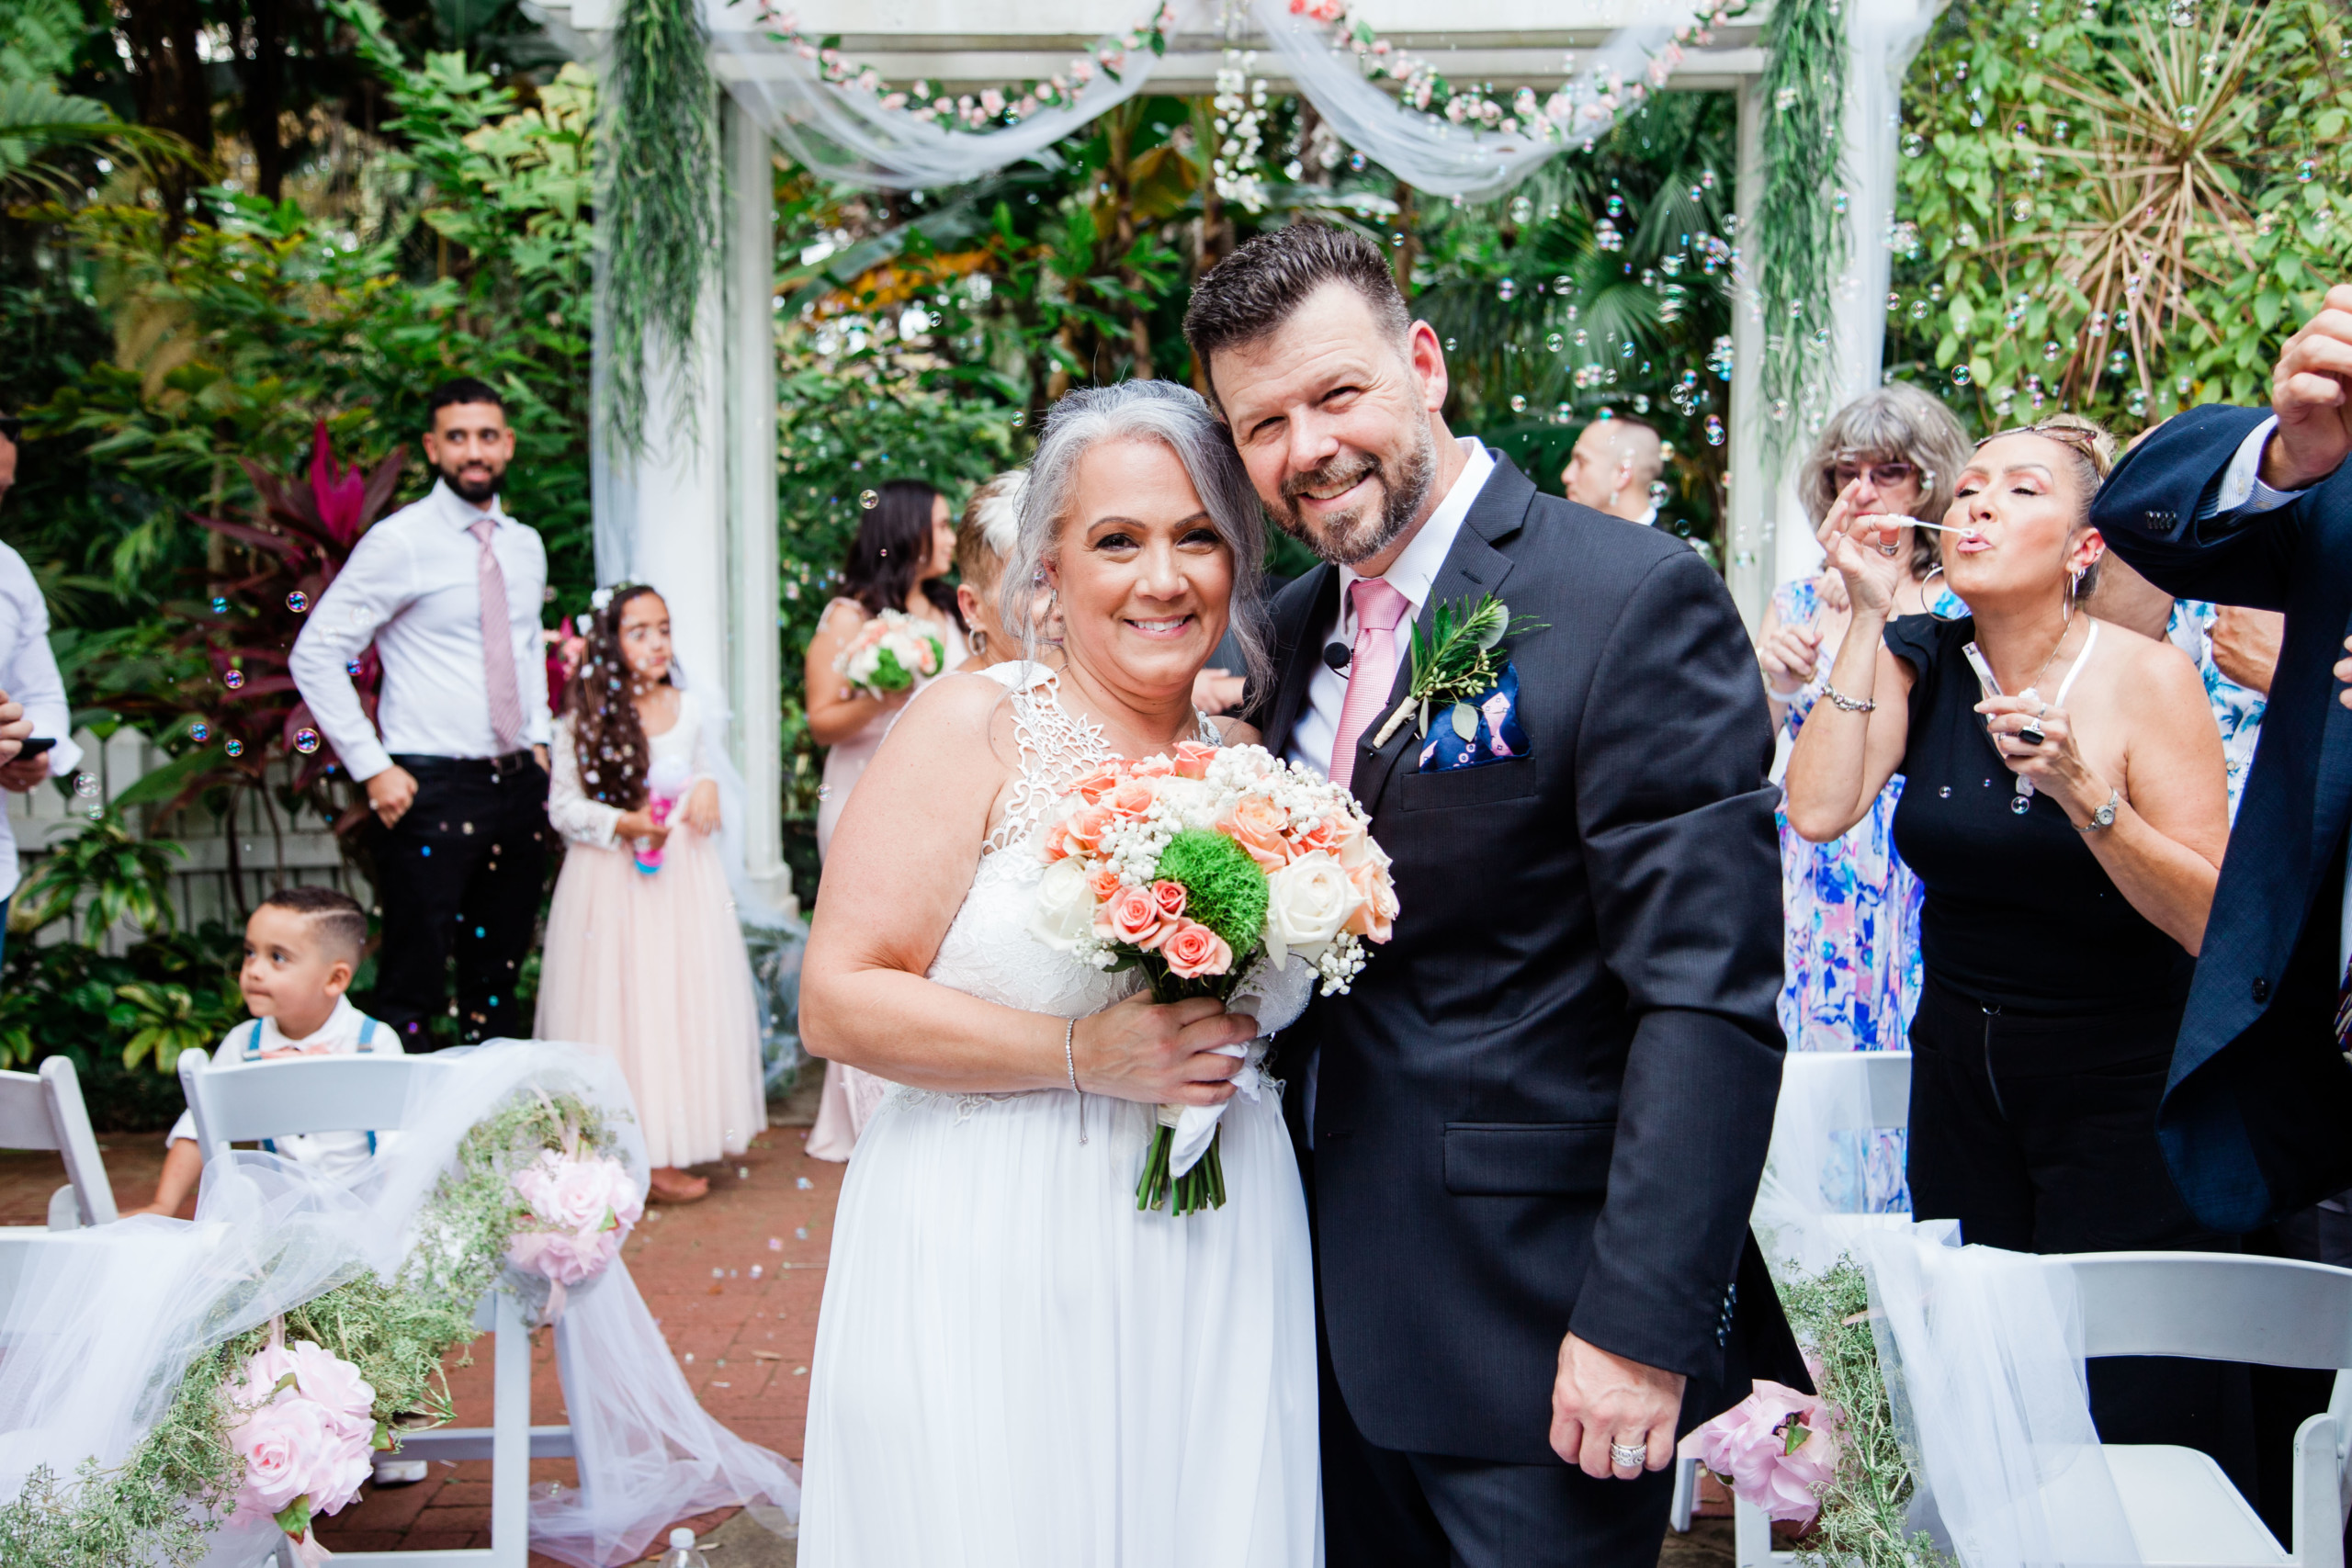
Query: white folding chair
2041,1250,2352,1568
0,1055,119,1232
1670,1050,1912,1560
179,1046,573,1568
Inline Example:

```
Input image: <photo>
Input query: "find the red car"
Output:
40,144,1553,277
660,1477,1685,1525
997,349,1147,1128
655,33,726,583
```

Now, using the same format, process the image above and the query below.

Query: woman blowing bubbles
1783,416,2251,1477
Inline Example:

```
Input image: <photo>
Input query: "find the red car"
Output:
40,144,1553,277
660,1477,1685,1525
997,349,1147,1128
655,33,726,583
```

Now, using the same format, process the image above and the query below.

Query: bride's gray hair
1001,380,1272,695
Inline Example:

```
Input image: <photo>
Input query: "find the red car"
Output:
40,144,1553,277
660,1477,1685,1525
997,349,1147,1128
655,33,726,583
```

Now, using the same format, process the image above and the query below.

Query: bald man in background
1562,417,1666,525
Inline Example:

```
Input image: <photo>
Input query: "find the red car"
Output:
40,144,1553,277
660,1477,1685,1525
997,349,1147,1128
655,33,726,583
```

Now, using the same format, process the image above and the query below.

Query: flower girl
536,584,765,1203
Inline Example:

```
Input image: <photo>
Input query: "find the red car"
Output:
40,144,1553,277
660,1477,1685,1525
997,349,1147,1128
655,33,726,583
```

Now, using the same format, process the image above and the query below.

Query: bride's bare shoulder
884,670,1023,768
1210,714,1261,746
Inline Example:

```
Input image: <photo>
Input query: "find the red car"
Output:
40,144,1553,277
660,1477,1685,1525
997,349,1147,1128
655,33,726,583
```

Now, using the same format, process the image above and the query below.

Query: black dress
1883,614,2251,1487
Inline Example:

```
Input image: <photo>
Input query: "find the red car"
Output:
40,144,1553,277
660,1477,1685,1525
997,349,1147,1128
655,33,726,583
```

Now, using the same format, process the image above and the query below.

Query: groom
1186,223,1787,1567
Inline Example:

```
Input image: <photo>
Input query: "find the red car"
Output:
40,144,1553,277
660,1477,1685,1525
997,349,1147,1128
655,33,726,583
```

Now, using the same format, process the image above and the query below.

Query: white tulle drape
1756,1055,2144,1568
0,1042,798,1568
708,0,1187,192
703,0,1707,198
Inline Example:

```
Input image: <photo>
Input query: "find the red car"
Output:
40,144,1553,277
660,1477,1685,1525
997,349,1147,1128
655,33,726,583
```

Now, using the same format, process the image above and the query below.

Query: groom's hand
2264,283,2352,491
1073,992,1255,1106
1550,1332,1686,1480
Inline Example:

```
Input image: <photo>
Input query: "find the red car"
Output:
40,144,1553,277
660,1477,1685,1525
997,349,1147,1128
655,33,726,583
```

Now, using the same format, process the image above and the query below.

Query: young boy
133,886,401,1218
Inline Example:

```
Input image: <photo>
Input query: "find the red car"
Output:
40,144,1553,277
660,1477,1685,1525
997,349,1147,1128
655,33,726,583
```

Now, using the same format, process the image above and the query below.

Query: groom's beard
1272,423,1436,568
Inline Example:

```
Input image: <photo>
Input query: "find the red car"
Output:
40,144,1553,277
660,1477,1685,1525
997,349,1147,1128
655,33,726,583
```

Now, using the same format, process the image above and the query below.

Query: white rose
1263,852,1356,967
1032,855,1097,952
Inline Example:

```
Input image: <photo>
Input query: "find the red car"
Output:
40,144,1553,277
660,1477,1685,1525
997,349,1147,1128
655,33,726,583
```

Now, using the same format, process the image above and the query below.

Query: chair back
1786,1049,1912,1134
178,1048,438,1164
0,1057,118,1227
2055,1251,2352,1370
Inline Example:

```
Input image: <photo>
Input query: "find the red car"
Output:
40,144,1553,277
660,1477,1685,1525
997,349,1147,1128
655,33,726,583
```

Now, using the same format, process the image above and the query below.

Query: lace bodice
923,663,1215,1023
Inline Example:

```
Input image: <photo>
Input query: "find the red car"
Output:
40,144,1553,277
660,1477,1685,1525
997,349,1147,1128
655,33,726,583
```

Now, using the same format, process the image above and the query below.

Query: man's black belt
390,750,539,779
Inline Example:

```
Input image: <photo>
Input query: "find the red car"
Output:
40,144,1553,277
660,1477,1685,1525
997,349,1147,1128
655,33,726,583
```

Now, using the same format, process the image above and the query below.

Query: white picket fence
8,726,368,947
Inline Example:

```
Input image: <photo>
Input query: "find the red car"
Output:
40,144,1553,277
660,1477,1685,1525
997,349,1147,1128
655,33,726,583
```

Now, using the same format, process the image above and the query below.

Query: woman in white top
802,479,967,1157
537,585,766,1203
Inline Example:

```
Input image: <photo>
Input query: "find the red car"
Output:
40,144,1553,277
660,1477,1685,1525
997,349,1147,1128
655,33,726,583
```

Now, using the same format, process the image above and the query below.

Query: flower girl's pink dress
537,687,766,1170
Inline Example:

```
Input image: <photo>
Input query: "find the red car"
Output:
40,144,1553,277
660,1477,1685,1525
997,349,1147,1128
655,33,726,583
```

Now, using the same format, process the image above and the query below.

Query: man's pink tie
469,517,526,753
1329,577,1411,790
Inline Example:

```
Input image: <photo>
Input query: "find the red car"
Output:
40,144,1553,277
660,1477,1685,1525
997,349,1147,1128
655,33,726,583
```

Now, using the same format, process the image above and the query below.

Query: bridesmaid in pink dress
802,480,967,1158
537,585,766,1202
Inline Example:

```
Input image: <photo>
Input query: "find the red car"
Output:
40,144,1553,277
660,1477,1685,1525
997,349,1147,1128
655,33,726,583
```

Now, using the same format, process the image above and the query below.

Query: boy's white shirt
164,996,404,1184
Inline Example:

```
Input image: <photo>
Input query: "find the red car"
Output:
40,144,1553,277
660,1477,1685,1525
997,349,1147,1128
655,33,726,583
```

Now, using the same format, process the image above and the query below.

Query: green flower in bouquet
1151,830,1268,973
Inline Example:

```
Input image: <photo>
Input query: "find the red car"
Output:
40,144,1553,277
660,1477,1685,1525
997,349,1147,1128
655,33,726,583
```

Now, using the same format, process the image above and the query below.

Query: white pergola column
1724,73,1770,633
724,96,793,916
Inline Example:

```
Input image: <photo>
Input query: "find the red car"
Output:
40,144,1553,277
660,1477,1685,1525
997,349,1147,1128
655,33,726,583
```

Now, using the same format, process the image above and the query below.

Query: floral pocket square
1416,661,1530,773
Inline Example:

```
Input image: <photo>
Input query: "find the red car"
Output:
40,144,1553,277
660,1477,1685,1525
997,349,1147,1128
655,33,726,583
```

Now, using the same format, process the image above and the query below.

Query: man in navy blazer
2090,284,2352,1234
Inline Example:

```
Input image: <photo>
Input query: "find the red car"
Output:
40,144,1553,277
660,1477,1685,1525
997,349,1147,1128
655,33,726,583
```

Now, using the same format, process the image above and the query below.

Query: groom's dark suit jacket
2092,404,2352,1233
1255,454,1789,1464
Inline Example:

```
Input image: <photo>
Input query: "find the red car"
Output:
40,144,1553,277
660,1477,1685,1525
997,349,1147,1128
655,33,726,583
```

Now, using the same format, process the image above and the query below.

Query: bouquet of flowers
223,1320,378,1565
1680,1377,1844,1528
1032,739,1397,1213
506,1143,646,1324
833,607,945,698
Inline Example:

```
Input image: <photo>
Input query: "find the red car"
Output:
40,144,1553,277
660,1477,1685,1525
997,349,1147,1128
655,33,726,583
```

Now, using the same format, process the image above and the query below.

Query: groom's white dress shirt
1286,437,1494,781
288,479,552,783
0,541,85,903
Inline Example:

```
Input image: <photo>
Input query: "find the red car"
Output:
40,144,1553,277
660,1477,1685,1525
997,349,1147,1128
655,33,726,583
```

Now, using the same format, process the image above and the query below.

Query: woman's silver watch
2075,786,2121,833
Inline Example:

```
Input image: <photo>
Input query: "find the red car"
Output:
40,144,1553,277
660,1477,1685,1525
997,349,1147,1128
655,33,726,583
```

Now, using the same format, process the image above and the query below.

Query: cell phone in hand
13,736,55,759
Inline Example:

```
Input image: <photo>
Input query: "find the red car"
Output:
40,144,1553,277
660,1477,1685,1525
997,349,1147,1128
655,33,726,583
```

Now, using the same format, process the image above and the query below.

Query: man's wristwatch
2075,786,2120,833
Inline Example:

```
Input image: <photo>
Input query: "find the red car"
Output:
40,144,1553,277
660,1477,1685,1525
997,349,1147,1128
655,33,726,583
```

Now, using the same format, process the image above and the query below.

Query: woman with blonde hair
1755,387,1972,1138
1785,414,2244,1472
948,470,1039,669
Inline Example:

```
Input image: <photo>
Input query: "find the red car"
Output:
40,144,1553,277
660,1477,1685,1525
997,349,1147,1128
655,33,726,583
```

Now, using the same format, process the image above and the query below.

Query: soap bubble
1909,300,1930,320
1605,193,1625,217
1496,277,1517,301
1509,196,1534,226
190,721,210,743
222,670,245,691
1902,132,1926,158
1648,480,1670,506
346,660,364,676
1349,151,1367,172
72,772,98,797
210,596,229,615
2012,197,2034,221
858,490,879,509
286,591,308,613
1011,411,1026,428
293,728,322,754
224,739,244,758
1952,365,1973,386
1703,415,1726,446
1545,332,1565,353
2043,340,2063,361
2298,160,2318,184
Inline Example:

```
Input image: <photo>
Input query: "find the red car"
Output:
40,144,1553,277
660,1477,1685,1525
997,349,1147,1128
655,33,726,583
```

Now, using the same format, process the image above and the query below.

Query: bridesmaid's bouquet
1031,739,1397,1214
833,607,944,697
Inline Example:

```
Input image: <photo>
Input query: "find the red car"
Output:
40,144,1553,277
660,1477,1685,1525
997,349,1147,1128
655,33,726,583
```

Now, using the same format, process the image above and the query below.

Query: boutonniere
1370,593,1547,749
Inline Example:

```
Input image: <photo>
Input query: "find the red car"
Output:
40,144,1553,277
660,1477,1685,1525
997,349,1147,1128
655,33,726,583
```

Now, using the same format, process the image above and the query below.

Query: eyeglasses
1826,458,1917,491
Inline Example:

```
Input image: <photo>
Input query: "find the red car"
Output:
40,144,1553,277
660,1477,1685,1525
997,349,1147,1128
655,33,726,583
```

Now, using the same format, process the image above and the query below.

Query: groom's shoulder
1507,488,1716,593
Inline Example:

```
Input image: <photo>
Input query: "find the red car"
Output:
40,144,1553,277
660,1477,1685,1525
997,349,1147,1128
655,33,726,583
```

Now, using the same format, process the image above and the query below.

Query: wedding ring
1610,1440,1647,1471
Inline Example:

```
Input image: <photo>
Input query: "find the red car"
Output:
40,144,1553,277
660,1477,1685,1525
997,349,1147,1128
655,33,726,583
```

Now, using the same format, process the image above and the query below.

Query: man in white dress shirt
288,379,552,1048
0,415,86,966
1559,415,1665,525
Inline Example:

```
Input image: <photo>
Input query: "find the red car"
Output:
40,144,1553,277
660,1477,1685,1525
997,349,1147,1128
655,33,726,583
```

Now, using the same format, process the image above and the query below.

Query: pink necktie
1329,577,1411,790
469,517,526,753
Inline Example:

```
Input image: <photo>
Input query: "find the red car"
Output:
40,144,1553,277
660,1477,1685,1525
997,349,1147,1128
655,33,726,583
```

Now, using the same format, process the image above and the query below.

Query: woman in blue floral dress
1755,389,1972,1210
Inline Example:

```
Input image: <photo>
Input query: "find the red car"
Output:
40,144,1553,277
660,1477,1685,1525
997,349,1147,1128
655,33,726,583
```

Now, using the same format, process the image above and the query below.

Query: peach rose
1097,883,1167,947
1109,778,1159,818
1086,864,1124,903
1344,860,1399,942
1171,739,1218,780
1222,794,1293,871
1161,919,1233,979
1069,766,1123,805
1063,804,1114,853
1129,752,1176,778
1291,815,1345,856
1150,880,1188,920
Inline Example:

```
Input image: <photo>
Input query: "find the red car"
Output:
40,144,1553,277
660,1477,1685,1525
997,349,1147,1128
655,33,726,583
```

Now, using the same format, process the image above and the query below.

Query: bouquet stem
1135,1124,1226,1214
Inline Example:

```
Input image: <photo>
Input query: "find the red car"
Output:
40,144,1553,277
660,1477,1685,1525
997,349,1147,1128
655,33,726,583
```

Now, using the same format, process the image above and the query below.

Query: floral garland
753,1,1177,131
1287,0,1742,145
0,1091,639,1568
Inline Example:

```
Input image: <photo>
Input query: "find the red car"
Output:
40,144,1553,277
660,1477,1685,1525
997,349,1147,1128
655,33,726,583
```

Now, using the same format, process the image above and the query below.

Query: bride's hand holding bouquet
1033,738,1397,1213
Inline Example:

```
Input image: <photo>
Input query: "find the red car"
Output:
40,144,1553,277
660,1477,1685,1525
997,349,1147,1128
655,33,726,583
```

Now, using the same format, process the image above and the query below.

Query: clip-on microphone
1322,641,1351,672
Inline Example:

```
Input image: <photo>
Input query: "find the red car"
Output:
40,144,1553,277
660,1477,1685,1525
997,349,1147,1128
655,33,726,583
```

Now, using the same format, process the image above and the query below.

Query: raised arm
1781,489,1917,841
798,673,1253,1105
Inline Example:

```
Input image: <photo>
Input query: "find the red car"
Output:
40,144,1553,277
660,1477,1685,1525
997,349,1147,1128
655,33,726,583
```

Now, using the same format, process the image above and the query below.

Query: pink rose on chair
509,1148,644,1321
288,1338,378,1444
224,1327,378,1538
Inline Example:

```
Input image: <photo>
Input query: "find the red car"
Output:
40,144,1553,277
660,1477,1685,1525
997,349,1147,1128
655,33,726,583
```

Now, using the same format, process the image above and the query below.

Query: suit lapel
1349,457,1530,816
1261,563,1339,761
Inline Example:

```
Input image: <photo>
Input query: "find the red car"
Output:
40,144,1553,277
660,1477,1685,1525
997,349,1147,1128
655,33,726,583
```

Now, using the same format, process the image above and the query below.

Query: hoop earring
1924,564,1966,623
2064,566,2084,625
967,626,989,658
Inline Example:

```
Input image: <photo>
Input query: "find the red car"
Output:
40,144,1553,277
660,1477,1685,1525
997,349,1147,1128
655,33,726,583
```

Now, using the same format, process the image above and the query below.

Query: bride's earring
967,626,988,658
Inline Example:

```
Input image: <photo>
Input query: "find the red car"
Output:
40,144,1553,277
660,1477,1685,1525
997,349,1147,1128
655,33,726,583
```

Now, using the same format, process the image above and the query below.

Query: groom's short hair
1182,222,1412,406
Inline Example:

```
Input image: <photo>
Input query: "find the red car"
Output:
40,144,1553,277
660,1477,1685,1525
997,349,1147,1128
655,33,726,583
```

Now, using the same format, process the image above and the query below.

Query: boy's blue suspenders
246,1017,382,1155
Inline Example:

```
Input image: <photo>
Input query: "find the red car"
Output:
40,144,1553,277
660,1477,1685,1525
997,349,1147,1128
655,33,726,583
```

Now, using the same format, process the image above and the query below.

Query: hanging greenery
600,0,720,456
1753,0,1848,453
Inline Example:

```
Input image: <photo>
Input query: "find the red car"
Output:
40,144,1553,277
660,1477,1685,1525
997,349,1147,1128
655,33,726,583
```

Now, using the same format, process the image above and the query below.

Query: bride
796,380,1322,1566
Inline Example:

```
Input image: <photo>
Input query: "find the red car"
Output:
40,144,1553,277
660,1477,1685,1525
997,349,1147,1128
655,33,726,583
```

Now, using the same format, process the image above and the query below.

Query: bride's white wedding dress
798,660,1322,1567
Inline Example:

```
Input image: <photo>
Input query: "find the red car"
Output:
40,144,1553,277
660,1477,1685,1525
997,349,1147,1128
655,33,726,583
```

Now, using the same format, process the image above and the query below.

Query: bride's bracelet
1063,1018,1087,1145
